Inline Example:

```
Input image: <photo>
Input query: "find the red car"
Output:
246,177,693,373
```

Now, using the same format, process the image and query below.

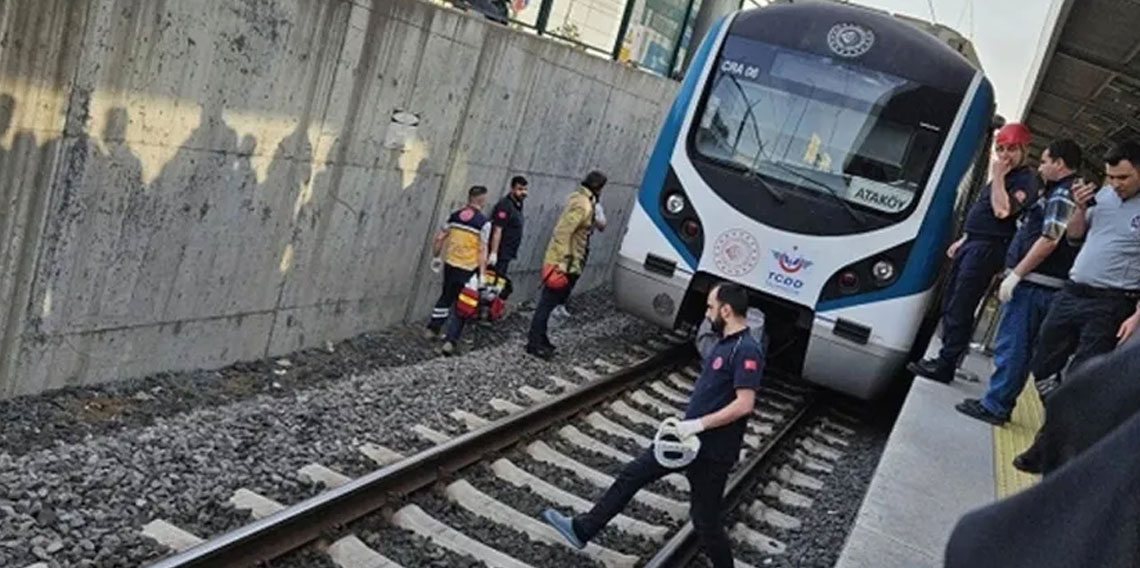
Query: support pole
612,0,637,60
535,0,554,35
680,0,738,74
666,0,698,77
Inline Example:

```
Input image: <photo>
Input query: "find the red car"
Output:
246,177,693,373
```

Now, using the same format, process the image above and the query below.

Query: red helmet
996,123,1033,146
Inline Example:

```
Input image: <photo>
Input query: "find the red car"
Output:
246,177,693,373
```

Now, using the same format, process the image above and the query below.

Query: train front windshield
692,35,962,234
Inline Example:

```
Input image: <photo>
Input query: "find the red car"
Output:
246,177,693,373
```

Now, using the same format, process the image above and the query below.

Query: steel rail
145,343,693,568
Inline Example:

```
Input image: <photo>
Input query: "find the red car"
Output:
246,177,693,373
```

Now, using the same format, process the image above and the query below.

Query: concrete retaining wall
0,0,678,398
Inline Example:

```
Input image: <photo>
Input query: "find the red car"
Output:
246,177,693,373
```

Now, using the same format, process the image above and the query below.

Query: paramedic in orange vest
427,185,491,355
525,171,606,359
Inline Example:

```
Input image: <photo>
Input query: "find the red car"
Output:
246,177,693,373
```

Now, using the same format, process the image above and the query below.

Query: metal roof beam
1024,121,1070,143
1037,88,1140,132
1030,111,1085,135
1055,43,1140,79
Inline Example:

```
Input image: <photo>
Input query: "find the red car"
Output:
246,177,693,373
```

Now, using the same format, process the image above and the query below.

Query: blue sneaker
542,509,585,549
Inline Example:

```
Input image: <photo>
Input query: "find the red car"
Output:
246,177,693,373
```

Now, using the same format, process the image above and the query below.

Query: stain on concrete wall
0,0,679,398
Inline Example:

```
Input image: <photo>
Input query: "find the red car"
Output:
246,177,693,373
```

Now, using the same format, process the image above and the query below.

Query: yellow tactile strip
993,381,1045,498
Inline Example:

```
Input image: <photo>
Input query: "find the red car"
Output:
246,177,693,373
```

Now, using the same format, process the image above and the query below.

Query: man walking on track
542,283,765,568
426,185,490,355
525,171,606,359
553,193,607,319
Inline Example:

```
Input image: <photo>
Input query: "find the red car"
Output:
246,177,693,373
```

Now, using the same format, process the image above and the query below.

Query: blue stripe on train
816,76,994,312
635,15,731,271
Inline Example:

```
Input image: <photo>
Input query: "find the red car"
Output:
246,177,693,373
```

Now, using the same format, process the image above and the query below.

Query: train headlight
665,193,686,215
872,260,896,285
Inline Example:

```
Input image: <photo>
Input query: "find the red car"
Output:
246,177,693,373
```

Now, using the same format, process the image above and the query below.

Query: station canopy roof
1020,0,1140,175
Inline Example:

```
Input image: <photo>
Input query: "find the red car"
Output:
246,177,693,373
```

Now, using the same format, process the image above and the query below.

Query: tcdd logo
768,272,805,289
775,249,813,273
768,248,813,292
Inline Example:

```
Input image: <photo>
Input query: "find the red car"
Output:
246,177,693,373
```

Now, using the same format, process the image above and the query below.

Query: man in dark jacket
909,123,1040,384
955,139,1082,425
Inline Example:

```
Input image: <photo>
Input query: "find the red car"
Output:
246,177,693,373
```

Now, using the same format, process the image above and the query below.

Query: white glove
430,257,443,273
594,203,606,224
673,418,705,439
998,272,1021,303
488,252,498,267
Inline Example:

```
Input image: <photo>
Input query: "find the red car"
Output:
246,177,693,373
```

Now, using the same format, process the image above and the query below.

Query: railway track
136,330,858,568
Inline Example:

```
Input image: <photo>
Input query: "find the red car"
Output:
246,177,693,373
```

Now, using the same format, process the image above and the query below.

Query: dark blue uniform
572,328,764,568
490,195,524,299
977,175,1079,418
921,165,1039,382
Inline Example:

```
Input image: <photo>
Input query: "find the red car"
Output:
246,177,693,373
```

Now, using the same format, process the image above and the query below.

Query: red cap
996,123,1033,146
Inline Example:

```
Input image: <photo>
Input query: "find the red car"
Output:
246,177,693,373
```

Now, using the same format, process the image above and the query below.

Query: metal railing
428,0,764,79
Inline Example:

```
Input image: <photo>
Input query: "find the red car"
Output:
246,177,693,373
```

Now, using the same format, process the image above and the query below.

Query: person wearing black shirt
955,139,1082,425
488,176,527,299
540,283,764,567
909,123,1040,384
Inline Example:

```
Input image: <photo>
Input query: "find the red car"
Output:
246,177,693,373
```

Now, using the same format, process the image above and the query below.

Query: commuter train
614,2,997,399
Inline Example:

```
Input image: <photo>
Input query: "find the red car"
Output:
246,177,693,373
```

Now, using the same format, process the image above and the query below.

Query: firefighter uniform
911,164,1039,382
527,186,595,352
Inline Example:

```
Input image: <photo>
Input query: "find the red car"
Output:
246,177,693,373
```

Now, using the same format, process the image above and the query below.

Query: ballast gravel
701,403,890,568
460,464,663,560
547,437,689,503
0,289,622,457
0,290,666,567
417,491,602,568
510,452,676,529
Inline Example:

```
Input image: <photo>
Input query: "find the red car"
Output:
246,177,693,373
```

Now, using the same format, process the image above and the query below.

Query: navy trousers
1030,285,1135,388
935,238,1009,379
428,265,474,333
573,449,735,568
528,274,579,349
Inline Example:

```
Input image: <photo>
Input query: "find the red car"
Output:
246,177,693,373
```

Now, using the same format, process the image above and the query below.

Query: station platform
835,347,1044,567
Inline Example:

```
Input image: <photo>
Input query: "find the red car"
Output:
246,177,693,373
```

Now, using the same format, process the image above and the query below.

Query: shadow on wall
0,90,401,393
0,83,482,393
0,84,622,396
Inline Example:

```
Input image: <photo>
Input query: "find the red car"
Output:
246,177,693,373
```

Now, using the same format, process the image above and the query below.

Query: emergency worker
542,283,764,568
909,123,1039,383
1015,141,1140,472
553,197,607,319
488,176,528,300
955,139,1082,425
525,171,606,359
426,185,490,355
